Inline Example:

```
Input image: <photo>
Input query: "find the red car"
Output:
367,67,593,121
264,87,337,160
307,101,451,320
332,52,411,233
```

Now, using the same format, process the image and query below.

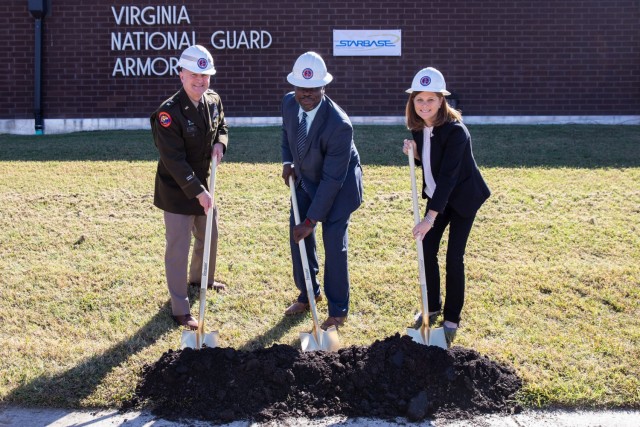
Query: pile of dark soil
127,334,522,423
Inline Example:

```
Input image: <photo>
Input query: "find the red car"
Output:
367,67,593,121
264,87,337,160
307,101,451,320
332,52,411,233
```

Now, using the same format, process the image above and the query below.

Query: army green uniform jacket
150,88,228,215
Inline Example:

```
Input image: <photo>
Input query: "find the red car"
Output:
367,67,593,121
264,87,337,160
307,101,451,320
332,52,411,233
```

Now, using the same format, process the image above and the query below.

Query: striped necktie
297,112,308,159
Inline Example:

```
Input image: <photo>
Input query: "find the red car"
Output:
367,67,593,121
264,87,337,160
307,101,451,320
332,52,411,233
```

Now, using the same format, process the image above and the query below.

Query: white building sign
333,30,401,56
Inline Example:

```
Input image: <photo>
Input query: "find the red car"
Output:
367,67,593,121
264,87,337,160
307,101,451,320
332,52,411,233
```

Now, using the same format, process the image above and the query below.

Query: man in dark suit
280,51,363,330
150,45,228,330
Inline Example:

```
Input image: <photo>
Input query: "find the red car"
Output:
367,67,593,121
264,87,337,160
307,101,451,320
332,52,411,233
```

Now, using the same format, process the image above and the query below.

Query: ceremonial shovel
289,175,340,352
181,157,220,350
405,146,447,349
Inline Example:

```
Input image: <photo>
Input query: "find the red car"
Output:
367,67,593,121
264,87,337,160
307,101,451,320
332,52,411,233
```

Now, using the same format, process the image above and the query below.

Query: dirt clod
128,334,522,423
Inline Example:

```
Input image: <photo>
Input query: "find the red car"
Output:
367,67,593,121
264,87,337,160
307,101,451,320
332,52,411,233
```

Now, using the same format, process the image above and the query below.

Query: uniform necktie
198,102,208,125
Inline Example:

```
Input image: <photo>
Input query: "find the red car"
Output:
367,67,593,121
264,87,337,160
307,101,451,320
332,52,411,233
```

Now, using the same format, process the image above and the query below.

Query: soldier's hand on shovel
196,190,213,213
212,142,224,165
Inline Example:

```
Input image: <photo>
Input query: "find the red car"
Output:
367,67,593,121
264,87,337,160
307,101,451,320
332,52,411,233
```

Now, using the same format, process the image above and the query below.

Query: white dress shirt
421,126,436,198
283,100,323,165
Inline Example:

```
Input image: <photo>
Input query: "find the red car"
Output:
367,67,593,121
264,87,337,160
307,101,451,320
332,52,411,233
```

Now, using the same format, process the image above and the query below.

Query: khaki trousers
163,209,218,316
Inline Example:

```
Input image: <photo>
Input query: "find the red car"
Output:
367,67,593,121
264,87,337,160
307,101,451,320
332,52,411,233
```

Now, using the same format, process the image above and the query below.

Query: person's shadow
185,286,308,352
5,301,176,408
4,292,313,407
238,315,308,352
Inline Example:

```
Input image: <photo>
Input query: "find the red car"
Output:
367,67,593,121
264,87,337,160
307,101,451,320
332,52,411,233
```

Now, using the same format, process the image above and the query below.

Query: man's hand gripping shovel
289,174,340,352
405,146,447,349
181,158,220,350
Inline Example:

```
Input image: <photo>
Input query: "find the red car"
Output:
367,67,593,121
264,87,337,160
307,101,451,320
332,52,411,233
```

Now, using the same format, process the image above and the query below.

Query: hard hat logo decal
406,67,450,95
287,52,333,87
197,58,208,70
302,68,314,80
420,76,432,87
159,112,172,128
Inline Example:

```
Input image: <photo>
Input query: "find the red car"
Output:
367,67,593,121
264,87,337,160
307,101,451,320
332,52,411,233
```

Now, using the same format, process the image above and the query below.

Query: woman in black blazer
402,67,490,346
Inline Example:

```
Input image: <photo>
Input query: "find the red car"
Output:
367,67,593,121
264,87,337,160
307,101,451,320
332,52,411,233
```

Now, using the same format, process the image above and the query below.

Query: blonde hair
405,92,462,131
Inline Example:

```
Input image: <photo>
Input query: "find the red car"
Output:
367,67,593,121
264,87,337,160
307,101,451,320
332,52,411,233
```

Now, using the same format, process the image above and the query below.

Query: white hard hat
178,45,216,75
406,67,451,95
287,51,333,88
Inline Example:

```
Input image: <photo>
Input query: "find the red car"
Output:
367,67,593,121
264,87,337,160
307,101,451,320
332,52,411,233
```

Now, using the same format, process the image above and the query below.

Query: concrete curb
0,406,639,426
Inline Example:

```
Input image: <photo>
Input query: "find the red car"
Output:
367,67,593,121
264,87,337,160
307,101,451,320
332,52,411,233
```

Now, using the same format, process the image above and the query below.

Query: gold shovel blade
406,326,448,349
321,326,340,351
300,326,340,352
180,330,220,349
300,332,321,352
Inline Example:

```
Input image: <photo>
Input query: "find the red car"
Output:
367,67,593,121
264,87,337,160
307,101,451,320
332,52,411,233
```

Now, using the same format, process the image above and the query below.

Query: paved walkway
0,406,638,426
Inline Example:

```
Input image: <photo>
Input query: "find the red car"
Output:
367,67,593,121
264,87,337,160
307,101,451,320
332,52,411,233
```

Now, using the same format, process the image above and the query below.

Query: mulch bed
126,333,522,423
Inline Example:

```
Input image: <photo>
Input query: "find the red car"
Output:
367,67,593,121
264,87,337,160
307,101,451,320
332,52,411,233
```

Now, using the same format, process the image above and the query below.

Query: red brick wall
2,0,638,120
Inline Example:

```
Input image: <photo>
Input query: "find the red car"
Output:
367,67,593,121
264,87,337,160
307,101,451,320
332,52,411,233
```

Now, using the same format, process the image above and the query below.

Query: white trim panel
1,116,639,135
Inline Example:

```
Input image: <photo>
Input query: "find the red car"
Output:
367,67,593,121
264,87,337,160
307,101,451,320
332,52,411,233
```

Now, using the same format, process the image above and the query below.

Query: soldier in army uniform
150,45,228,330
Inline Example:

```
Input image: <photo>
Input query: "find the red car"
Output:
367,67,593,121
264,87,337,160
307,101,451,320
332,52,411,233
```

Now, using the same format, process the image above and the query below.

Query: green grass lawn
0,125,638,410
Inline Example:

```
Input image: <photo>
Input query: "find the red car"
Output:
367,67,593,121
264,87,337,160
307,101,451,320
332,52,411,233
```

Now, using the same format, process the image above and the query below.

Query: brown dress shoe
284,294,322,316
172,314,198,330
320,315,347,330
188,281,226,292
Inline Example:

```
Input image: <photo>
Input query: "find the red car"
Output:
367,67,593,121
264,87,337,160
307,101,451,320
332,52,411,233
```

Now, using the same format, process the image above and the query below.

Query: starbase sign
333,29,401,56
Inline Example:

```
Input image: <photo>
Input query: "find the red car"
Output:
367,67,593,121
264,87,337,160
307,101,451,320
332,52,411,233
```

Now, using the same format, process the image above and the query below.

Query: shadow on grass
184,286,307,352
5,301,175,408
1,125,638,168
238,315,308,352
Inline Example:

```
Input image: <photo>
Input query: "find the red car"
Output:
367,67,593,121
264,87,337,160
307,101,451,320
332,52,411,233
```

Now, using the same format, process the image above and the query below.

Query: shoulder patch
158,112,172,128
